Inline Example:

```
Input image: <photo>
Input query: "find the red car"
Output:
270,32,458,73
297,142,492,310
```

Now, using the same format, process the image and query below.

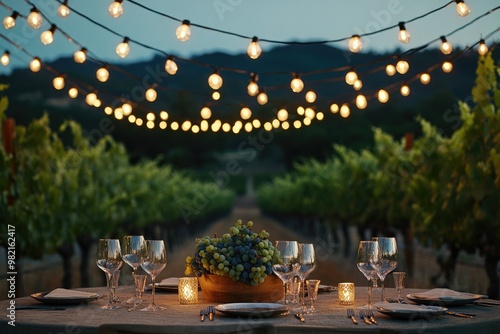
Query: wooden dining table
1,286,499,334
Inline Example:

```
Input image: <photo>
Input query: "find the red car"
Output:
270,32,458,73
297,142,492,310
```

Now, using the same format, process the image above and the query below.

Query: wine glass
96,239,123,310
272,240,300,309
140,240,167,311
371,237,398,302
298,243,316,312
356,240,379,309
122,235,146,304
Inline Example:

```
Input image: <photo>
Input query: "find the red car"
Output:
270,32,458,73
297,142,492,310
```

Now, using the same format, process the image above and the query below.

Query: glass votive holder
338,282,355,305
178,277,198,304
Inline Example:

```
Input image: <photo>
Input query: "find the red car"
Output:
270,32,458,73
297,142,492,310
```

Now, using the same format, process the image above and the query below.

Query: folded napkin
413,288,485,301
44,288,98,299
157,277,179,287
375,302,438,312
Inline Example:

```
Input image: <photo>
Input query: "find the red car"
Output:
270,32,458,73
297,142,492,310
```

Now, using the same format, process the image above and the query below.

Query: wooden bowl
198,274,284,303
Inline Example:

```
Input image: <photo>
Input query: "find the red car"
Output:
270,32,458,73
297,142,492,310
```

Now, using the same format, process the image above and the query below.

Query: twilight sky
0,0,498,75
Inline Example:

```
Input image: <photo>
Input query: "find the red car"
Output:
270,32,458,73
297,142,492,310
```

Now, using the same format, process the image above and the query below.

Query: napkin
157,277,179,287
375,302,437,312
44,288,98,299
413,288,485,301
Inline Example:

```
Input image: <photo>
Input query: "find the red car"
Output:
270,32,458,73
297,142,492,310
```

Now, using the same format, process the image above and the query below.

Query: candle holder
178,277,198,304
338,282,355,305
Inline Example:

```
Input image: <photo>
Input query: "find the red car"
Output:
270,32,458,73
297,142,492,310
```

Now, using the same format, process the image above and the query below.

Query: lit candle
338,282,355,305
178,277,198,304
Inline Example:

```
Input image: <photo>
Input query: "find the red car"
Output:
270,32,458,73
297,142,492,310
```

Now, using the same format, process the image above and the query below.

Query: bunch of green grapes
185,220,280,286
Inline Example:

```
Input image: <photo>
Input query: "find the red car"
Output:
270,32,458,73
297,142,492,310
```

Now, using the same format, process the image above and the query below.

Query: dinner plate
215,303,287,317
374,302,447,319
318,284,336,292
406,294,483,306
31,291,101,305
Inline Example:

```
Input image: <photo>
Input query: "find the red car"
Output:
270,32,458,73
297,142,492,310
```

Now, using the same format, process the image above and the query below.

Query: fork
347,308,358,324
367,309,378,324
199,309,205,322
207,306,215,321
359,310,372,325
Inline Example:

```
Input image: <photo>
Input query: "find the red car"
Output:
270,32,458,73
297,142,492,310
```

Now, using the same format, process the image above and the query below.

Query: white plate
375,302,447,319
215,303,287,317
406,293,483,306
319,284,336,292
31,291,100,305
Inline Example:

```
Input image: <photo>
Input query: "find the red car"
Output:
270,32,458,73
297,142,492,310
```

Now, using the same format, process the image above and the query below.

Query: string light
0,51,10,66
378,89,390,103
40,24,57,46
68,87,78,98
455,0,470,17
171,121,179,130
27,7,43,29
122,103,133,115
340,104,350,118
398,22,411,43
160,110,169,120
330,104,339,114
3,11,18,29
116,37,130,58
263,122,272,131
52,75,65,90
305,90,316,103
440,36,453,55
200,107,212,119
478,39,488,56
201,120,209,131
396,59,409,74
136,118,143,126
181,120,192,131
345,69,358,85
400,84,411,96
442,61,453,73
145,87,157,102
221,123,230,132
348,35,362,53
211,119,221,132
290,73,304,93
85,92,97,106
58,1,70,18
240,106,252,120
247,73,259,96
316,112,324,121
176,20,191,42
294,120,302,129
74,48,87,63
356,94,367,109
108,1,124,18
304,108,315,120
353,79,363,91
245,122,253,132
281,121,289,130
303,118,311,126
208,70,223,90
420,72,431,84
165,56,178,75
212,91,220,100
114,108,123,118
29,57,41,72
146,112,155,121
277,108,288,121
252,119,261,128
385,64,396,76
257,90,268,105
96,66,110,82
247,36,262,59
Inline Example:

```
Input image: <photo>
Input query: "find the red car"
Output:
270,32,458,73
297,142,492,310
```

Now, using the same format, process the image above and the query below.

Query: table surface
1,285,499,334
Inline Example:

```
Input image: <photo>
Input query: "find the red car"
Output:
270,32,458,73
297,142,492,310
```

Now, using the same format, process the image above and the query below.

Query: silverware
359,310,372,325
446,311,476,318
295,313,305,322
367,309,378,324
199,309,205,322
347,308,358,324
475,299,500,307
207,306,215,321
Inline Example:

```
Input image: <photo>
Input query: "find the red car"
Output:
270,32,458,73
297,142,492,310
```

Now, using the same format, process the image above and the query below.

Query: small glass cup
338,282,355,305
393,271,406,302
306,279,320,313
178,277,198,304
109,270,121,303
286,276,301,310
133,275,147,303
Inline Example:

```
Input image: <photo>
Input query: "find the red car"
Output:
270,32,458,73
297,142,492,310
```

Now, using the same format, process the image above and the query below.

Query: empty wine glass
371,237,398,302
96,239,123,310
140,240,167,311
122,235,146,304
356,240,379,309
298,243,316,312
272,240,300,309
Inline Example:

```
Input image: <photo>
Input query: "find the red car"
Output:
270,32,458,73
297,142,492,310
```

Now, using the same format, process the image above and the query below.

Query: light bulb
96,67,109,82
305,90,316,103
136,118,143,127
263,122,272,131
257,90,268,105
378,89,389,103
340,104,350,118
201,120,209,131
396,59,409,74
1,51,10,66
281,122,289,131
208,70,223,90
27,8,43,29
3,11,18,29
30,57,41,72
53,76,65,90
400,84,410,96
240,107,252,120
294,120,302,129
356,94,367,109
247,73,259,96
353,79,363,91
330,104,339,114
160,111,169,120
386,64,396,76
146,112,155,121
348,35,362,53
252,119,261,128
40,25,56,45
398,22,411,43
108,1,123,18
420,73,431,85
85,92,97,106
182,120,192,131
116,37,130,58
316,112,324,121
212,91,220,100
74,48,87,63
455,0,470,17
145,87,157,102
200,107,212,119
122,103,132,115
304,108,315,120
247,36,262,59
165,56,178,75
442,61,453,73
297,106,305,115
277,109,288,122
290,73,304,93
345,70,358,85
176,20,191,42
58,1,70,18
440,36,452,55
478,39,488,56
68,87,78,98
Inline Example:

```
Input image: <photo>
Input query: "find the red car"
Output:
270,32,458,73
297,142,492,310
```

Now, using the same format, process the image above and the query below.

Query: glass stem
284,281,288,305
397,288,402,302
372,277,378,289
367,279,372,308
380,279,385,302
106,272,113,306
300,278,306,308
132,268,138,298
151,276,156,307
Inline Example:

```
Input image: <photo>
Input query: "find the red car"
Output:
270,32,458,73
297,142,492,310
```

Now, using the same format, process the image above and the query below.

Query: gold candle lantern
338,282,355,305
178,277,198,304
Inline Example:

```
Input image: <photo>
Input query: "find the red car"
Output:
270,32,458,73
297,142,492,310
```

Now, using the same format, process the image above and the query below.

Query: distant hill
0,44,494,169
